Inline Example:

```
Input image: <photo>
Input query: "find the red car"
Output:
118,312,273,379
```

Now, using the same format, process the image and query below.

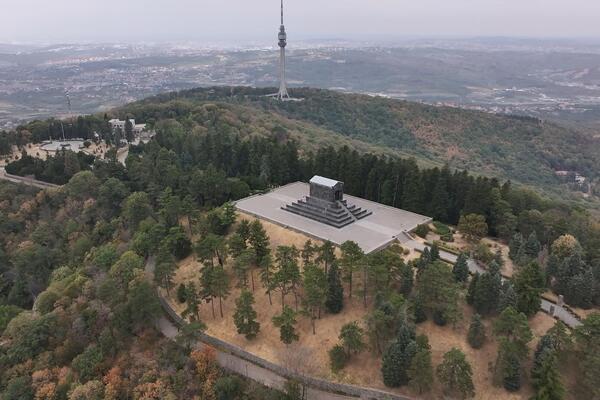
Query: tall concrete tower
276,0,291,100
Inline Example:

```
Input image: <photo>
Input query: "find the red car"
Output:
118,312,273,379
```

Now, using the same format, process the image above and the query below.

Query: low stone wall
158,295,412,400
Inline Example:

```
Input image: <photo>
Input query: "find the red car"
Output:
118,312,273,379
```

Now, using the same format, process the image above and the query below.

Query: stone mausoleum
283,176,372,228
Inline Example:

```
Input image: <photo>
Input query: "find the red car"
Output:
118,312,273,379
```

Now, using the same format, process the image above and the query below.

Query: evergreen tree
408,345,433,394
513,262,545,316
430,243,440,262
272,306,299,345
273,246,301,311
328,344,349,372
233,290,260,340
301,240,316,266
436,348,475,399
182,282,201,321
472,271,502,316
154,260,176,296
228,233,247,258
417,261,461,324
248,220,270,265
525,231,541,259
381,338,417,387
325,263,344,314
340,241,363,299
339,321,365,355
316,241,336,273
531,348,565,400
233,248,255,290
502,350,522,392
497,281,518,313
399,263,414,296
467,313,486,349
176,283,187,304
466,272,479,305
302,263,328,334
453,253,470,283
212,265,230,318
565,270,594,309
508,232,524,260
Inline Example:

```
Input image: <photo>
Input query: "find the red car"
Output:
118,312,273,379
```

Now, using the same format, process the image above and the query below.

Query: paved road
406,239,582,328
0,167,60,190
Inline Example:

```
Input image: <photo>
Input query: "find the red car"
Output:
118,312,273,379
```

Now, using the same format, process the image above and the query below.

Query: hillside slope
122,86,600,188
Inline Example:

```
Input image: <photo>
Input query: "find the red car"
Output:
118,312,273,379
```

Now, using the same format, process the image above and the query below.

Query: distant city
2,37,600,131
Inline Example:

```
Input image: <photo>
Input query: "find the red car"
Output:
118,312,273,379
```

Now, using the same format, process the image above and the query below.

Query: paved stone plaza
235,182,432,253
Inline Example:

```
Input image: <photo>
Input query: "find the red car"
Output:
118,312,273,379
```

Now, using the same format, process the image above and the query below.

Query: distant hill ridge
121,86,600,188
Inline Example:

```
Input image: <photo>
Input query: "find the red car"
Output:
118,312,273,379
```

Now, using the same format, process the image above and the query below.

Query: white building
108,119,147,136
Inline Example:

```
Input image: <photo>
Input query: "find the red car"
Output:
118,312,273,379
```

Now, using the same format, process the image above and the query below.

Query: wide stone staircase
283,197,372,228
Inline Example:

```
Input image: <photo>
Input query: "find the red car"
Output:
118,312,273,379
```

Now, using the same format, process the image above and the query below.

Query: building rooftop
309,175,341,188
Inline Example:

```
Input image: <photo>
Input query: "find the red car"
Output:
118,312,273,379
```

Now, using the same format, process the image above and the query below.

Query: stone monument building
283,176,372,228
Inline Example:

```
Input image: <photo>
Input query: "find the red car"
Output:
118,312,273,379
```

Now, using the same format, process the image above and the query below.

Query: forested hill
122,86,600,188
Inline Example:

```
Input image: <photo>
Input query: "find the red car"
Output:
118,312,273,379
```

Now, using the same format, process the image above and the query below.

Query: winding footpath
0,167,60,190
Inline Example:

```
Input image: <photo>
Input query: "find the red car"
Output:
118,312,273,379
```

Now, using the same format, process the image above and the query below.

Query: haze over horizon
2,0,600,44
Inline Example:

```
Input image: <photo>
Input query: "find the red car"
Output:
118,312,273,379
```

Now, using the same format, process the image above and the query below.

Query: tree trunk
312,313,316,335
294,292,298,311
363,267,368,308
211,299,216,319
349,274,353,298
281,291,285,311
219,296,223,318
250,270,255,292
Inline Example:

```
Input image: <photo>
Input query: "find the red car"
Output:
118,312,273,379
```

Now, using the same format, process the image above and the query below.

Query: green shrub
329,344,349,372
415,224,430,239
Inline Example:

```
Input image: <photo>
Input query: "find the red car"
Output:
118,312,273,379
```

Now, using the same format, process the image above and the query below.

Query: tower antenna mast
273,0,291,100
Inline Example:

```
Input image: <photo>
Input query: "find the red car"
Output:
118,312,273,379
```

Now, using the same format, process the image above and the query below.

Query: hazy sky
2,0,600,43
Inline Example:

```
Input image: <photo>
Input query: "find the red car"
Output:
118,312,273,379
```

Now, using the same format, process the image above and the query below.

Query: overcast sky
2,0,600,44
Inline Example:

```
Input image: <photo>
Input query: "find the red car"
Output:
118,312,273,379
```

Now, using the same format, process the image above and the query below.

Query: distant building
108,119,147,137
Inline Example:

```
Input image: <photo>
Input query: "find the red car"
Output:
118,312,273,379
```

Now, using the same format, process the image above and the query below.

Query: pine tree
430,244,440,262
339,321,365,355
531,349,565,400
182,282,201,321
381,339,417,387
211,265,230,318
467,313,486,349
497,281,518,313
176,283,187,304
154,260,176,295
272,305,299,345
328,344,349,372
301,240,316,266
466,272,479,305
233,290,260,340
316,241,336,273
408,346,434,394
303,263,328,334
525,231,541,259
472,271,501,316
513,262,545,316
502,351,522,392
399,263,414,295
340,241,363,299
436,348,475,399
233,249,255,290
325,263,344,314
453,253,470,283
248,220,270,265
508,233,524,260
